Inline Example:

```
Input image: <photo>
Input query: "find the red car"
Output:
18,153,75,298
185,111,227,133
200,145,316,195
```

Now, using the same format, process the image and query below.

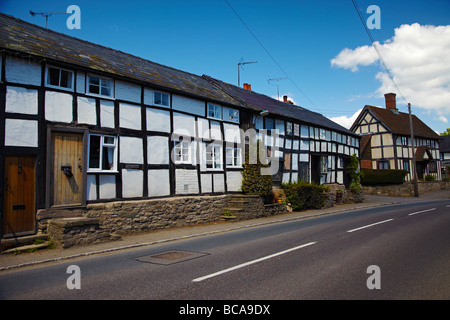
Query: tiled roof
0,13,240,107
364,105,440,140
0,13,356,136
203,75,357,136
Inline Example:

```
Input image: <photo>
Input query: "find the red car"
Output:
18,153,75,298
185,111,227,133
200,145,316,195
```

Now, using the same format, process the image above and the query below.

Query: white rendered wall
148,169,170,197
4,119,38,147
5,56,41,86
119,102,141,130
100,100,115,128
120,136,143,164
6,86,38,115
122,169,143,198
77,96,96,125
45,91,73,123
173,112,196,137
146,108,170,133
99,175,116,199
172,94,204,116
175,169,199,194
226,171,242,192
147,136,169,164
115,81,141,104
201,174,212,193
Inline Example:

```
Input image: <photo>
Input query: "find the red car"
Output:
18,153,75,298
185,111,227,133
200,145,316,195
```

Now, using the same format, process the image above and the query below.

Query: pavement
1,190,449,272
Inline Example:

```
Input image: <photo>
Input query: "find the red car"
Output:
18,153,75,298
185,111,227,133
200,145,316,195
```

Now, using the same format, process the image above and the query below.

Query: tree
347,153,362,193
440,128,450,136
241,140,273,201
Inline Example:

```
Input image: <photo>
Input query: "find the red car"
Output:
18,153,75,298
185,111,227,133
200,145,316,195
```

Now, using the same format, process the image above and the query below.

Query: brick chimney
243,83,252,91
384,93,398,112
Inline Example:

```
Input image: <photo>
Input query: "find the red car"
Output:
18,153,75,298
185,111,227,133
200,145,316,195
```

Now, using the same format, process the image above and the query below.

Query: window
286,122,293,135
226,147,242,167
377,160,389,169
403,160,410,172
224,107,240,123
265,118,275,130
154,91,169,107
173,140,191,164
46,66,73,90
87,74,114,98
206,144,222,170
88,134,117,172
207,104,222,120
401,136,409,146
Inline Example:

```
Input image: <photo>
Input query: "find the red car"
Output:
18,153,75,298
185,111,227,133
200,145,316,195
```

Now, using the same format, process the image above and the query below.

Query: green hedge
361,169,408,186
281,181,326,211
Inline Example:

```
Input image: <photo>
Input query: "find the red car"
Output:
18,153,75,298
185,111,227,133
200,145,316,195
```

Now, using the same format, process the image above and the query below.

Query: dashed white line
347,219,394,233
192,241,317,282
408,208,436,216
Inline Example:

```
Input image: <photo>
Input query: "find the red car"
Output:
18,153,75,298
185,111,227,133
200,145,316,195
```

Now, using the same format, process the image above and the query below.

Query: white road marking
192,242,317,282
347,219,394,233
408,208,436,216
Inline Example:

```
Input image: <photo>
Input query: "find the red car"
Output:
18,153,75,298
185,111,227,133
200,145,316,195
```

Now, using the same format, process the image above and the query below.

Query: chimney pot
384,93,397,112
283,95,288,102
243,83,252,91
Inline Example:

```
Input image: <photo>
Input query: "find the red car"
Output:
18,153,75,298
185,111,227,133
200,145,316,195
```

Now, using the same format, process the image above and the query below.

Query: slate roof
0,13,240,107
353,105,440,140
0,13,356,137
203,75,357,136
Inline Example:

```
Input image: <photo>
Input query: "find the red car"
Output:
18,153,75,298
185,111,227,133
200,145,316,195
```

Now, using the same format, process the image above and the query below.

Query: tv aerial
30,10,68,28
267,77,287,100
237,59,257,87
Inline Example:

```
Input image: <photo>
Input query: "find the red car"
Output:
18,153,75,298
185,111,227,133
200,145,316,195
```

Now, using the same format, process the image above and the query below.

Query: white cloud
328,108,363,129
438,115,448,123
331,23,450,114
273,93,297,105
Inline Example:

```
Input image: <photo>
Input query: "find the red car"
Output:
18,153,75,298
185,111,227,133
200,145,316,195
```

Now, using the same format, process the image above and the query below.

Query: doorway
2,156,36,237
49,131,86,207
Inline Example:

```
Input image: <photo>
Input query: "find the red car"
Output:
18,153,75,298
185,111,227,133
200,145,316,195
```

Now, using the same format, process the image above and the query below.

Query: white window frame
207,103,222,120
154,91,170,107
206,144,222,170
45,66,74,91
87,74,114,98
173,140,191,164
88,134,118,172
226,147,242,167
224,107,240,123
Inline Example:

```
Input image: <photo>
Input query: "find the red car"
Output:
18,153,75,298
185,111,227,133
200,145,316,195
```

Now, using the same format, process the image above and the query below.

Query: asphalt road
1,200,449,301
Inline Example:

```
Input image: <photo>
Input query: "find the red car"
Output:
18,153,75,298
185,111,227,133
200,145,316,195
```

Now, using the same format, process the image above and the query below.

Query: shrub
281,180,325,211
347,153,362,193
241,140,273,201
361,169,408,186
424,174,436,181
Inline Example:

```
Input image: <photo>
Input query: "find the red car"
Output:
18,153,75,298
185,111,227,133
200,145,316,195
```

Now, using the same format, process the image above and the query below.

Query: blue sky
1,0,450,133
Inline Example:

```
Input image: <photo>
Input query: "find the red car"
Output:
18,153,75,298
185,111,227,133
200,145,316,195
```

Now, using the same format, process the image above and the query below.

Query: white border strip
408,208,436,216
192,242,316,282
347,219,394,233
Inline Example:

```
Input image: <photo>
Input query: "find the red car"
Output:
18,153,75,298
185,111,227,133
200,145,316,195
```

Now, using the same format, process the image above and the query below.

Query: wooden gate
50,131,85,207
2,156,36,236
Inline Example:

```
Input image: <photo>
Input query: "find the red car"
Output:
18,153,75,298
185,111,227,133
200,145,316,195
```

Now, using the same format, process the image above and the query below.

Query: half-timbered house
0,13,359,238
351,93,441,181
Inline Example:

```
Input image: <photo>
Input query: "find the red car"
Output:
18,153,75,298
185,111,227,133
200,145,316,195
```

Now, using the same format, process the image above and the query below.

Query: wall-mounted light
260,110,269,116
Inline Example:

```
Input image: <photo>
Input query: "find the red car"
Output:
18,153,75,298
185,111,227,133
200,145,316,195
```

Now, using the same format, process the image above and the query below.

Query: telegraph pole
408,103,419,197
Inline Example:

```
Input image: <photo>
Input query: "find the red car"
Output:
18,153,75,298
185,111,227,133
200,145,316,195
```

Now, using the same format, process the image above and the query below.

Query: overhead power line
224,0,317,109
351,0,408,106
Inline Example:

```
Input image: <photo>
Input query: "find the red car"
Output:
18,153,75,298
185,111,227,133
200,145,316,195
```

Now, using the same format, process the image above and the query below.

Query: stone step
1,241,52,254
1,231,49,252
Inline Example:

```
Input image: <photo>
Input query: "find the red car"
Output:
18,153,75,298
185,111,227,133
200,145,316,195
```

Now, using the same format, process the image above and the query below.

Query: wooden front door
2,156,36,236
50,132,84,207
